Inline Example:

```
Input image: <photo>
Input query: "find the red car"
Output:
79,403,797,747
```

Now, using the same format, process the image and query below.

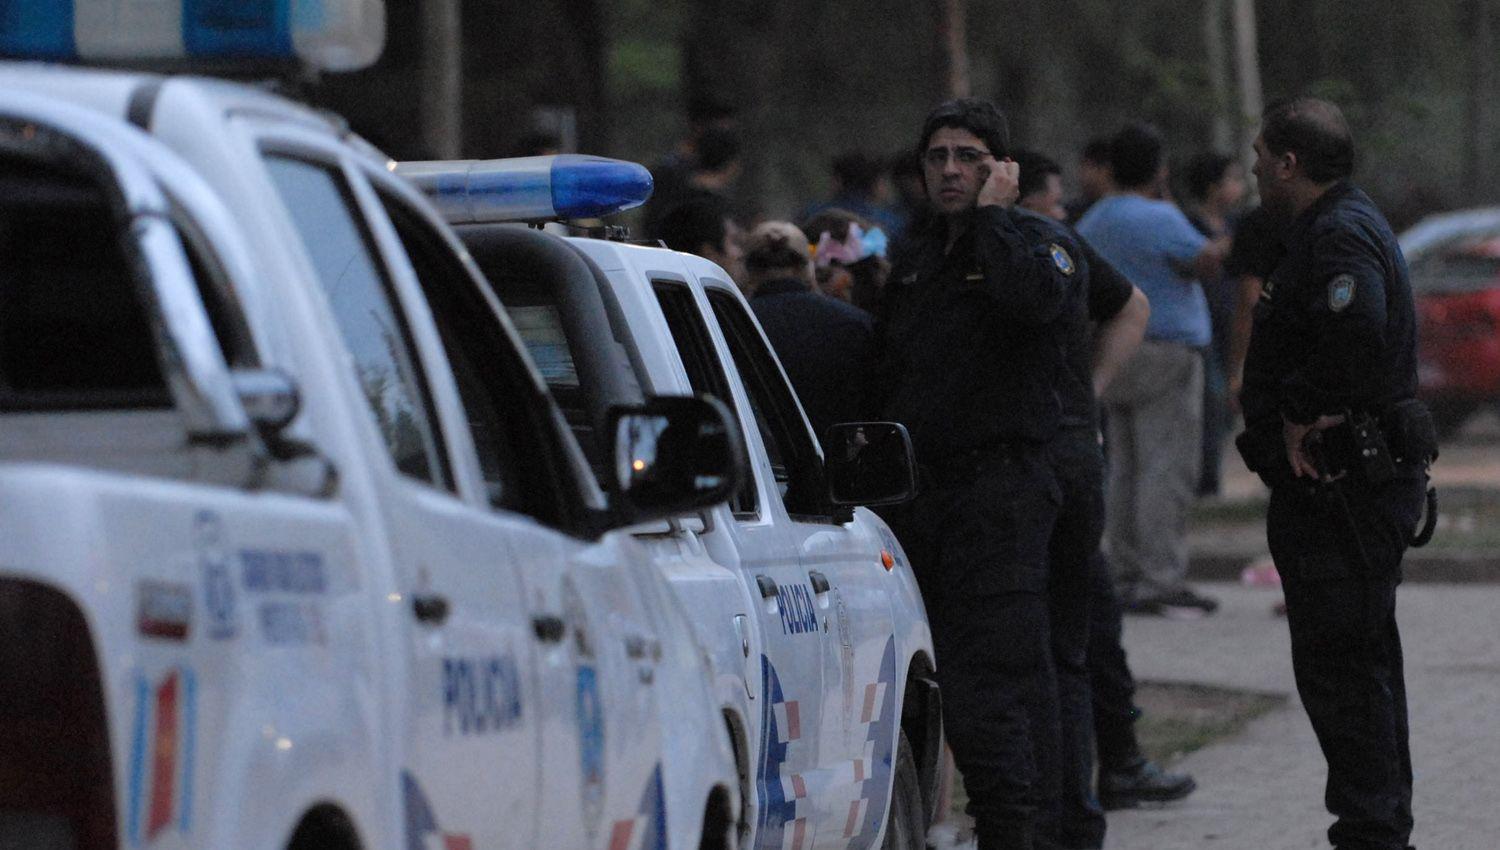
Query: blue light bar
0,0,385,72
397,155,654,223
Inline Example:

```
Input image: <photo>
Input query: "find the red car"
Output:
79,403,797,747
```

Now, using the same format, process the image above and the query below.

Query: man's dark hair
695,126,741,172
1184,152,1236,201
1260,96,1354,183
1012,148,1062,202
511,131,562,157
686,94,737,127
1081,137,1113,165
915,97,1010,161
831,151,884,196
1110,123,1165,189
656,197,731,254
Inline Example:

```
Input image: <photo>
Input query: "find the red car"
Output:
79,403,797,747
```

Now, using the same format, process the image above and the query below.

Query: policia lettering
777,584,819,635
1239,97,1436,850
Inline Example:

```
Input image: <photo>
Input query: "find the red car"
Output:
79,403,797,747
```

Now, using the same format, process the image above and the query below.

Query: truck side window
0,154,170,411
705,289,827,519
375,191,569,524
652,281,757,516
263,156,452,491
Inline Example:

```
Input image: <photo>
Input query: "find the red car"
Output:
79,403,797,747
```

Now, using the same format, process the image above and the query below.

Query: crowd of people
639,95,1431,850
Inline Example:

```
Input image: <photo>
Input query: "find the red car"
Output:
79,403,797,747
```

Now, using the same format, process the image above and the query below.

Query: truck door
362,174,673,850
0,96,373,850
261,151,545,850
703,284,900,850
649,277,837,847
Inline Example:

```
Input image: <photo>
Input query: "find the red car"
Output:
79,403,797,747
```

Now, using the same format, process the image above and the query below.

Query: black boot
975,816,1035,850
1097,757,1196,810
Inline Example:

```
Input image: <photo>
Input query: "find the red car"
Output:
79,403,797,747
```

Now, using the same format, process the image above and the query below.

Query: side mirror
825,422,918,507
606,395,744,524
231,368,301,438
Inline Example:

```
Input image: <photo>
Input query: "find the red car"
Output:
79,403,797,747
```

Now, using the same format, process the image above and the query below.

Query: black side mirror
606,395,744,524
825,421,918,507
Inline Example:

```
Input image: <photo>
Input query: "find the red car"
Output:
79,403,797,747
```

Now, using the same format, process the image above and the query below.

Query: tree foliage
320,0,1500,227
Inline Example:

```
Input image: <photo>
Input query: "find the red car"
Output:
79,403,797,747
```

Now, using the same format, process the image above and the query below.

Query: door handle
531,614,566,643
411,592,450,625
733,614,751,659
756,574,778,599
809,570,831,594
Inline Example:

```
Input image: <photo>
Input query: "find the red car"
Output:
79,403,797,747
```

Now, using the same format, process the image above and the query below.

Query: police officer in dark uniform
1238,96,1437,850
873,98,1080,850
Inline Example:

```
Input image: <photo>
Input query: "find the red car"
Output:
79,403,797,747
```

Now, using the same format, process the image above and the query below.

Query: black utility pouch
1343,410,1397,484
1383,398,1440,465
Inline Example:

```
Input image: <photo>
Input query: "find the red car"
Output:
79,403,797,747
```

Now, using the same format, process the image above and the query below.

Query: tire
881,731,925,850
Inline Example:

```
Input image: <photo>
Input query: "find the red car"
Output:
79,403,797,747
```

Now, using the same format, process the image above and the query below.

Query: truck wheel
882,731,925,850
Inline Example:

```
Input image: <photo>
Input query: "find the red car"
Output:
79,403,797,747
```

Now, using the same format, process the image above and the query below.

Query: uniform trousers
1045,430,1107,849
1267,474,1426,850
886,445,1070,850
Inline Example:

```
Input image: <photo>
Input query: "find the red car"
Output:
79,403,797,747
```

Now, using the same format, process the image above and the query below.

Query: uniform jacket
1240,181,1418,428
873,204,1077,464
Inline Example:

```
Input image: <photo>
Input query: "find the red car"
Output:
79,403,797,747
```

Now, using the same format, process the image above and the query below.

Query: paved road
1106,581,1500,849
930,581,1500,849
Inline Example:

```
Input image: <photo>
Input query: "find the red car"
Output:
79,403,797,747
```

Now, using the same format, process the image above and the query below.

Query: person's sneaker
1098,760,1197,810
1120,597,1164,616
1122,589,1219,618
1147,588,1220,619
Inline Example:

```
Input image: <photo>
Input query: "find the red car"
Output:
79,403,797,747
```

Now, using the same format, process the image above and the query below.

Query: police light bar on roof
0,0,386,72
397,155,654,224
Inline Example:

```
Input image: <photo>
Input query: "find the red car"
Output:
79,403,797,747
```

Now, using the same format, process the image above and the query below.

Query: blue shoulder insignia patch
1328,273,1356,312
1049,243,1076,276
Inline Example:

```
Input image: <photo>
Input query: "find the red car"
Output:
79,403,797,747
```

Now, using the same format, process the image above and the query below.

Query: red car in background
1401,208,1500,436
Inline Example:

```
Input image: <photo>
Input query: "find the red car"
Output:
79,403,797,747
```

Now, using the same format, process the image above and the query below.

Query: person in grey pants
1076,124,1228,616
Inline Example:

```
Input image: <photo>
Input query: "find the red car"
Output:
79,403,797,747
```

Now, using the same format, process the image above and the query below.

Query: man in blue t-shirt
1076,124,1228,616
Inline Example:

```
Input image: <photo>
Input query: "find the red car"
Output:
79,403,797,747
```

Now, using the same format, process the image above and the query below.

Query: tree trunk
421,0,462,158
936,0,971,98
1464,0,1496,203
1204,0,1234,152
1231,0,1264,174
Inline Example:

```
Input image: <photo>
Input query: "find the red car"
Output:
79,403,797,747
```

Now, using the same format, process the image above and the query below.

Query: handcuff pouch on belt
1236,400,1440,546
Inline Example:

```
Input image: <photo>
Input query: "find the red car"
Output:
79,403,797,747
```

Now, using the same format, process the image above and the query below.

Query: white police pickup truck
0,10,747,850
399,157,943,850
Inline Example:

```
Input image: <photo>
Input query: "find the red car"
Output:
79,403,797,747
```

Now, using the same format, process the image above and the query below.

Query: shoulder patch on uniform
1049,243,1076,276
1327,273,1356,312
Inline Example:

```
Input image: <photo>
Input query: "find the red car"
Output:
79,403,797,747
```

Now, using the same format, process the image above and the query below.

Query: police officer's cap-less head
915,98,1011,217
1253,96,1355,218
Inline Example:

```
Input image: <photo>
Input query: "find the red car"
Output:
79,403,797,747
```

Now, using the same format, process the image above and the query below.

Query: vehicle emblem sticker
1328,273,1356,312
195,511,237,641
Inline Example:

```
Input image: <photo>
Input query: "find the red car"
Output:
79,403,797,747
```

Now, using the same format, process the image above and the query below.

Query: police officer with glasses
874,98,1081,850
1237,96,1438,850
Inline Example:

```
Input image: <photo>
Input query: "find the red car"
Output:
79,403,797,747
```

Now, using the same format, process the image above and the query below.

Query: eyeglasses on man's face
923,146,992,167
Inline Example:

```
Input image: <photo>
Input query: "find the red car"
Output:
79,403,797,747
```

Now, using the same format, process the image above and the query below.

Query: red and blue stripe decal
755,636,900,850
125,666,198,847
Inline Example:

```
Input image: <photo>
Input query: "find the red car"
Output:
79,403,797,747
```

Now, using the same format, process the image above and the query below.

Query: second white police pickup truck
400,156,944,850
